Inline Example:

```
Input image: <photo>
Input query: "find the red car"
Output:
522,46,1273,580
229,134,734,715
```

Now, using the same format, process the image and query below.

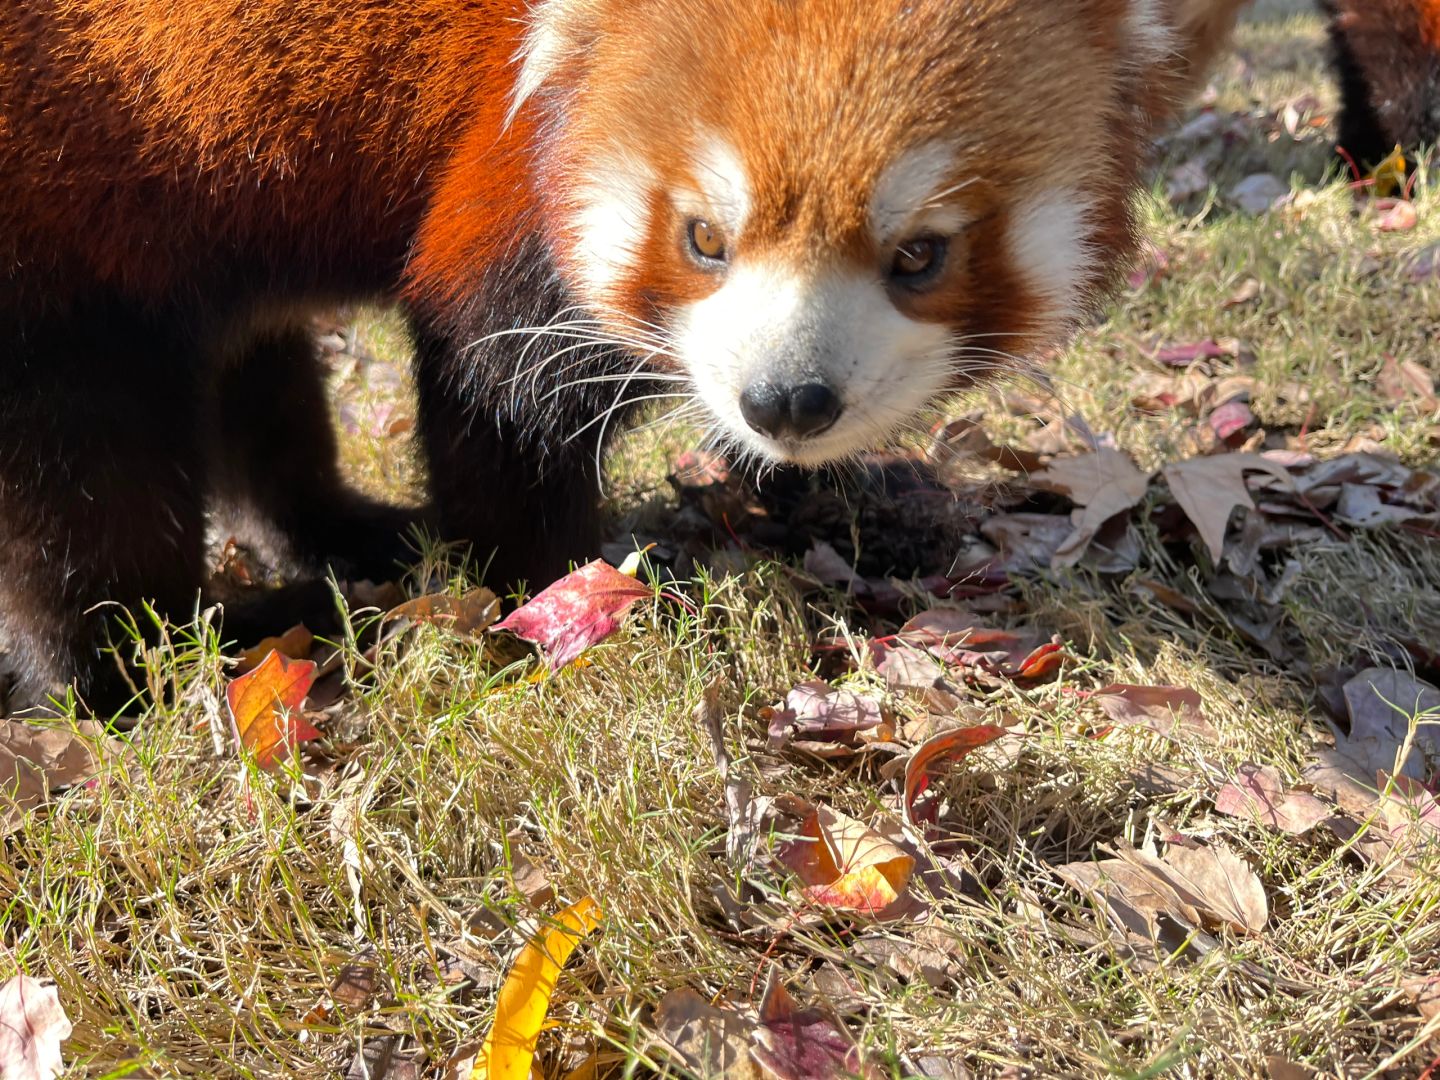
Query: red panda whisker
569,390,694,443
630,400,707,436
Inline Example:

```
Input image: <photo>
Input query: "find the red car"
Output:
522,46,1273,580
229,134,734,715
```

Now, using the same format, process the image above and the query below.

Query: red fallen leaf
1214,763,1331,835
1091,684,1218,740
903,725,1008,824
767,681,884,750
1208,400,1256,442
1153,340,1232,368
1013,641,1068,682
491,559,652,670
775,805,915,915
226,650,320,769
752,972,875,1080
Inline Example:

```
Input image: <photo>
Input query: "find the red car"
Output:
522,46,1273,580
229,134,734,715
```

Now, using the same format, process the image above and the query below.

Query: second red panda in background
1321,0,1440,167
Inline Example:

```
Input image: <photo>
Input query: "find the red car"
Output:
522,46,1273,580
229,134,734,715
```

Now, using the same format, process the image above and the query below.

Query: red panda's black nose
739,381,844,441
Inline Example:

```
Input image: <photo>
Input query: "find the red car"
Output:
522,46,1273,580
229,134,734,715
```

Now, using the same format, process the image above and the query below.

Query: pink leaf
1214,763,1331,834
492,559,652,670
0,976,71,1080
767,681,884,750
752,973,874,1080
1208,400,1256,442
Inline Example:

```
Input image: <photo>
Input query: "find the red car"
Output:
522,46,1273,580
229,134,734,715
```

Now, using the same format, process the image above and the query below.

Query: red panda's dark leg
0,307,208,716
1323,2,1396,168
208,324,422,586
407,234,649,590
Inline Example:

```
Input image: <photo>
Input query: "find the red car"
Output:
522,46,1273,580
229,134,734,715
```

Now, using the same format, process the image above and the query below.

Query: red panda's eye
891,235,947,283
688,219,727,263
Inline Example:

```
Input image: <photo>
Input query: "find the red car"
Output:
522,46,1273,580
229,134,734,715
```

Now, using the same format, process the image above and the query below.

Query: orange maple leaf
226,650,320,769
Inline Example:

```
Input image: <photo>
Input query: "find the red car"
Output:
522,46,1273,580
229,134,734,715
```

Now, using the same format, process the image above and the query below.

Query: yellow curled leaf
471,897,604,1080
1369,144,1408,198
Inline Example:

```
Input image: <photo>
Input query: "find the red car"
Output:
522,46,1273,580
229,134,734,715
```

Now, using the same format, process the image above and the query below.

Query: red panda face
516,0,1171,464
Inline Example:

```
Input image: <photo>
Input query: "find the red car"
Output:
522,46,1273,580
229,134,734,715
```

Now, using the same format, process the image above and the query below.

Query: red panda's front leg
407,232,651,590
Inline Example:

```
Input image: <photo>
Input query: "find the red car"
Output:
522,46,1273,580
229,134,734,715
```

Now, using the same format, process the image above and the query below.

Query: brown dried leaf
1091,684,1218,740
236,624,315,675
1157,836,1268,935
0,721,121,837
1053,858,1199,939
767,681,884,751
383,588,501,638
1162,453,1295,562
1029,450,1151,567
1214,764,1332,835
1339,667,1440,782
652,989,760,1080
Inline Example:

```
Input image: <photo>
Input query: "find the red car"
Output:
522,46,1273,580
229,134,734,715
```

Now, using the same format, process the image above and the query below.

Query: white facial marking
676,136,751,236
569,155,654,306
676,262,954,465
1124,0,1174,68
1009,188,1098,336
869,143,969,243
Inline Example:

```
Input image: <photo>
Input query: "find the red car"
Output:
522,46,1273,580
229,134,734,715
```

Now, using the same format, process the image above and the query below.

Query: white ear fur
509,0,596,123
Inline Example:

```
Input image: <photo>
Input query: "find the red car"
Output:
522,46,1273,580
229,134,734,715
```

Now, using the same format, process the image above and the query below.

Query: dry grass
5,3,1440,1078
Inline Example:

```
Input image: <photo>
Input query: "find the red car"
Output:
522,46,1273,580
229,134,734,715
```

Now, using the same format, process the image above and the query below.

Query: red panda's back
0,0,527,309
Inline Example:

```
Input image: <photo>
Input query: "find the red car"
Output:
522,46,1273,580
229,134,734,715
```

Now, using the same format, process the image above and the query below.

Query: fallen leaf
776,805,915,915
1162,453,1296,562
384,588,501,638
492,560,652,670
652,989,760,1080
1224,278,1262,308
1090,684,1218,740
903,725,1009,825
1214,764,1331,835
767,681,885,751
803,542,862,590
1152,339,1234,368
1208,400,1256,442
1267,1056,1317,1080
1029,450,1152,567
0,721,121,837
1158,836,1268,934
236,624,315,675
1339,667,1440,783
470,897,603,1080
1377,356,1438,409
1229,172,1288,214
1404,975,1440,1022
1376,199,1418,233
980,513,1074,572
0,976,71,1080
1055,856,1203,946
752,972,874,1080
225,650,321,769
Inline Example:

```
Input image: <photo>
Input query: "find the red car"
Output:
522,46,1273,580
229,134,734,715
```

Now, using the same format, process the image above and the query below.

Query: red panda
0,0,1246,714
1322,0,1440,168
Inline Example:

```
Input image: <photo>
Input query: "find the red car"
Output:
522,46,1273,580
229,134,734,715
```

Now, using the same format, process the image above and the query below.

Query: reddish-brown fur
1322,0,1440,167
0,0,1244,714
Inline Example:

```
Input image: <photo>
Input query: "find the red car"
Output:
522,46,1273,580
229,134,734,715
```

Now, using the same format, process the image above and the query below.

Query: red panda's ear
510,0,604,122
1131,0,1250,126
